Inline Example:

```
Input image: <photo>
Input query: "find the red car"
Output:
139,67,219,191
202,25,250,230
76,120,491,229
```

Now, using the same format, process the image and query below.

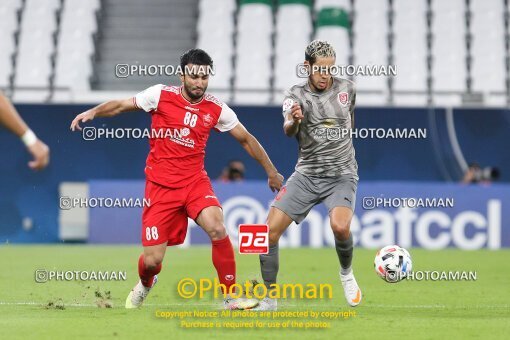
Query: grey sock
335,233,353,275
260,244,279,289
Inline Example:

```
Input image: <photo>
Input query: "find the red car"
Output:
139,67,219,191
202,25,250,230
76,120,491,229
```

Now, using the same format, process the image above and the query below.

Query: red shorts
141,175,221,246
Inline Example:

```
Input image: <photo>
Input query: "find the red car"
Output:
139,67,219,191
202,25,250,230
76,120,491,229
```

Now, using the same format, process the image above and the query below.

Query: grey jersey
282,77,358,178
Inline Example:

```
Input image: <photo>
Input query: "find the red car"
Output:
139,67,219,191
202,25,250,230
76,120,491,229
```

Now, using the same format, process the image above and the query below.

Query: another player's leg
255,206,293,311
126,242,166,308
195,206,258,310
330,206,361,306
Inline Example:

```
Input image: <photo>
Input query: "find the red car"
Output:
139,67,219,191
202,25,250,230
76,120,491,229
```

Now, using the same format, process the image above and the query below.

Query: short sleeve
349,83,356,128
350,83,357,108
134,84,164,112
282,89,299,118
215,103,239,132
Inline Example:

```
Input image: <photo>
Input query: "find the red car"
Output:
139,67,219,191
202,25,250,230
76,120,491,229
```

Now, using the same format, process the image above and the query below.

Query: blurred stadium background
0,0,509,249
2,0,510,104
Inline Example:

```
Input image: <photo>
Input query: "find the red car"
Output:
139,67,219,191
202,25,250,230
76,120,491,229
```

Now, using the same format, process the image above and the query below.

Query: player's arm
70,84,163,131
0,93,50,170
350,86,356,129
0,93,30,137
70,97,137,131
283,102,304,137
229,123,284,192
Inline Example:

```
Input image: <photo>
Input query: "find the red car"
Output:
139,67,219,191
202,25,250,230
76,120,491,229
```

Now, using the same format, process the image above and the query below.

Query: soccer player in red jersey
70,49,284,310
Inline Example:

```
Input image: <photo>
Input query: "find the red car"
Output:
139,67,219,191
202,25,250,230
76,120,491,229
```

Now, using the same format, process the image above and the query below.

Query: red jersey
134,84,239,188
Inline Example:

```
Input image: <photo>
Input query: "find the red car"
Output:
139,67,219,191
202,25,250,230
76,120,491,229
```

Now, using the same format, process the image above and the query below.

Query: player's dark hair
180,48,213,74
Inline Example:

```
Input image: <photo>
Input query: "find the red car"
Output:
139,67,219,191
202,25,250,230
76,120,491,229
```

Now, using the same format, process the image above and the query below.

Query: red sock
212,236,236,295
138,254,162,288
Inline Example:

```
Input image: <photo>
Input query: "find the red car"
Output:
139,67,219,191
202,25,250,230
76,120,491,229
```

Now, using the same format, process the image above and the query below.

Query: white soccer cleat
252,297,277,311
125,275,158,309
340,270,362,307
223,296,259,310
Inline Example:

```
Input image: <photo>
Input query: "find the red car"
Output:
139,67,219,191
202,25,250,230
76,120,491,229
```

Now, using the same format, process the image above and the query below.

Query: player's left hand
268,172,284,192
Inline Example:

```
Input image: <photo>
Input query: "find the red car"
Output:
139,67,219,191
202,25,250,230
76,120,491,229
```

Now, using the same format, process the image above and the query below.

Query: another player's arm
0,93,30,137
0,93,50,170
283,102,304,137
229,123,284,192
70,98,138,131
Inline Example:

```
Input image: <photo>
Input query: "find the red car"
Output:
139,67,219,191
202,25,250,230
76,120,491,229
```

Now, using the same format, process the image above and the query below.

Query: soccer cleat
223,297,259,310
125,275,158,309
252,297,277,311
340,270,362,307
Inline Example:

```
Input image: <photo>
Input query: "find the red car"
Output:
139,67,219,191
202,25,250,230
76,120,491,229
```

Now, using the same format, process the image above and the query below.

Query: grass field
1,245,509,339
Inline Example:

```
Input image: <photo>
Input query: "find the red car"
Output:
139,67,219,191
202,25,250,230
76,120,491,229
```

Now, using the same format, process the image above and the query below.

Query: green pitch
1,245,509,339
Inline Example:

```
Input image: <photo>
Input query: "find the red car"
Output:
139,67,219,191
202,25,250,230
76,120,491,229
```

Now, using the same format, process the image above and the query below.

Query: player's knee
207,222,227,241
144,254,163,270
268,229,281,246
331,220,350,240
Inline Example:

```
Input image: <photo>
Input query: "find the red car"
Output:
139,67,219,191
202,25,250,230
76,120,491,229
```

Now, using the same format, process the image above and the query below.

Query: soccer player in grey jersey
256,40,361,310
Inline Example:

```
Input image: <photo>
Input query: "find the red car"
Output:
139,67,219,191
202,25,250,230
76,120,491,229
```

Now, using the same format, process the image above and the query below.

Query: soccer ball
374,245,412,283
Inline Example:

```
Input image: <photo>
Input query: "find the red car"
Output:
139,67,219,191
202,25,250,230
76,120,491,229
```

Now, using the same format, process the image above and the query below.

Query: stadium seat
234,0,273,104
234,51,272,104
353,0,389,104
484,94,507,107
274,0,312,93
14,0,60,90
198,0,236,34
0,0,22,88
198,0,236,20
237,0,273,34
392,0,427,94
197,0,236,94
55,0,101,91
314,0,349,11
470,0,506,94
431,0,466,93
315,6,351,68
11,89,50,103
392,94,429,107
432,93,463,107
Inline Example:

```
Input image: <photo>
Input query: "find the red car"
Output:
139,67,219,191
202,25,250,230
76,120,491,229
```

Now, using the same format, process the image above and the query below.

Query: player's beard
184,84,206,102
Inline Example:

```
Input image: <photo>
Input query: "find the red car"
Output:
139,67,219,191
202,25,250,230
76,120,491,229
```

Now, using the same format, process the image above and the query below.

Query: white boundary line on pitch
1,302,509,310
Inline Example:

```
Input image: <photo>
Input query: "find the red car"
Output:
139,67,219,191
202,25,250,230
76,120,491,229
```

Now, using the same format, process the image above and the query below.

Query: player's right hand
27,139,50,171
268,172,284,192
290,103,304,123
70,110,96,131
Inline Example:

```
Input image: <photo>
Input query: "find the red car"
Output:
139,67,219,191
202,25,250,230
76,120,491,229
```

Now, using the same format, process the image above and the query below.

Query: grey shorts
272,171,358,224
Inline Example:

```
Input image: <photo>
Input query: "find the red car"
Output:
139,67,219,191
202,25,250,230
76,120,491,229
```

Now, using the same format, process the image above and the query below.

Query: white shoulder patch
162,85,180,94
283,98,294,112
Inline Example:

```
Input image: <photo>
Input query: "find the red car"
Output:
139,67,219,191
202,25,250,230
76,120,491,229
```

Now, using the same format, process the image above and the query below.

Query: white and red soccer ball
374,245,413,283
